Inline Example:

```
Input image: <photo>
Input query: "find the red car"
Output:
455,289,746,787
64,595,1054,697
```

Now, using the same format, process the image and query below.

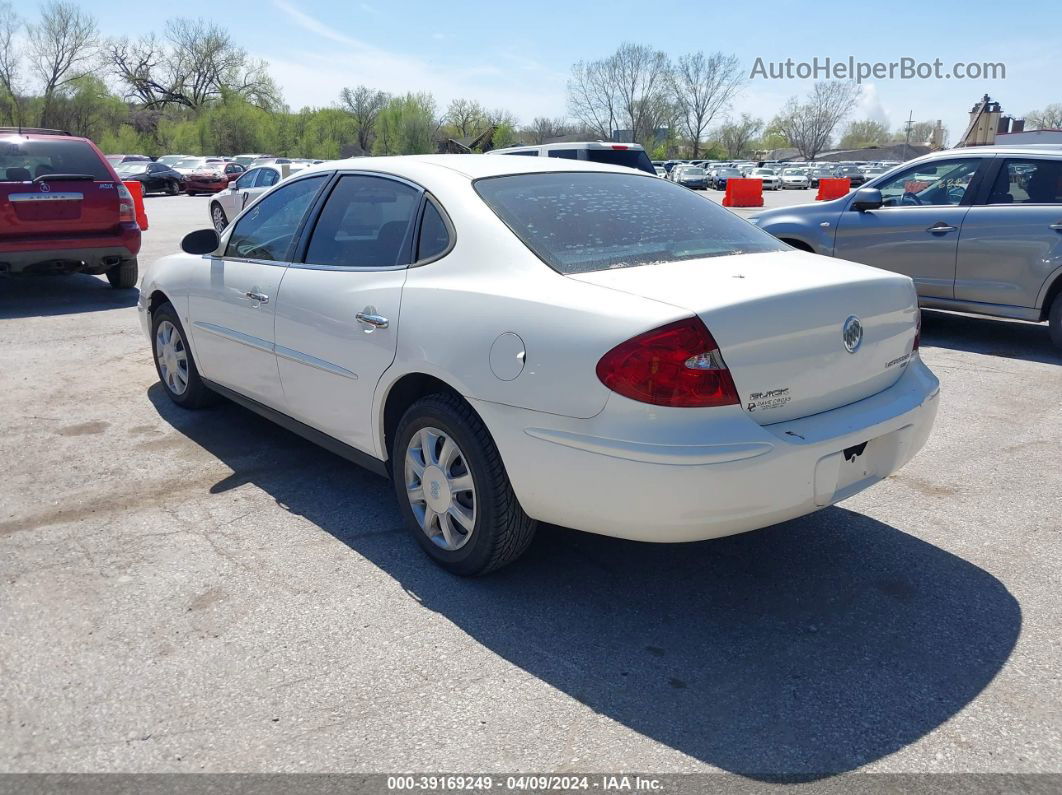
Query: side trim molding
202,378,389,479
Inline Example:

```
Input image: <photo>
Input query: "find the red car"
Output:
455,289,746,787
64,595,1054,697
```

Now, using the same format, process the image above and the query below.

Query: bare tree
27,1,98,127
444,98,487,137
339,84,389,152
568,58,618,139
717,114,763,159
486,107,519,128
524,116,571,144
0,2,24,126
1025,103,1062,130
772,81,862,161
108,19,280,111
670,51,743,158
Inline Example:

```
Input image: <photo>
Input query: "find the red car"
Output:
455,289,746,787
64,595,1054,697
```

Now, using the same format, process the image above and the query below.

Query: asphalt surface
1,189,1060,780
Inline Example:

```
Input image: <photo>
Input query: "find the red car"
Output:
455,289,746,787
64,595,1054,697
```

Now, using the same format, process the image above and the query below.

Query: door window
987,159,1062,204
876,159,981,207
256,168,280,188
234,168,259,190
224,175,327,262
302,174,420,268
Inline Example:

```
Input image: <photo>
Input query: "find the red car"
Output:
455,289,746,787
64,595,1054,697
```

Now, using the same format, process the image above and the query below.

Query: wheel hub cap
155,320,189,396
404,426,476,551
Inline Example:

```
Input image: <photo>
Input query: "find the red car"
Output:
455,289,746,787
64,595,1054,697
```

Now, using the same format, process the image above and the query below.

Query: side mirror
182,228,220,255
851,187,884,211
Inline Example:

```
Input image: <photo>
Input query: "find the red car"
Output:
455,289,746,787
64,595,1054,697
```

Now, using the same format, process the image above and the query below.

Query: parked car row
100,153,327,196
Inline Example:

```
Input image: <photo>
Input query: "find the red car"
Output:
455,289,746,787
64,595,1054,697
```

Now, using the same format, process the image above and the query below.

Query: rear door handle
927,223,958,233
244,291,269,304
1050,222,1062,231
355,310,389,329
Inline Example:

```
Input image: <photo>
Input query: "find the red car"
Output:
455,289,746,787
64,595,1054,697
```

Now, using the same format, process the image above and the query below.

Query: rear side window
225,175,327,261
988,159,1062,204
416,198,451,262
500,150,540,156
547,149,580,160
585,148,655,175
303,174,419,268
0,138,111,181
475,172,785,275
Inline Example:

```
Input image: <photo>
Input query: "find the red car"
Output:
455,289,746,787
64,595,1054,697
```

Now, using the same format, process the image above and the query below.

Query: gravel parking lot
1,189,1060,779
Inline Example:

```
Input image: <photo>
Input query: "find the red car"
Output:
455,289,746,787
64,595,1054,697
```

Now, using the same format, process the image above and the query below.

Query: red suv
0,128,141,288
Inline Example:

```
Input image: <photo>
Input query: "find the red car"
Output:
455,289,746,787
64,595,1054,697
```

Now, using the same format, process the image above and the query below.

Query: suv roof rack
0,127,72,136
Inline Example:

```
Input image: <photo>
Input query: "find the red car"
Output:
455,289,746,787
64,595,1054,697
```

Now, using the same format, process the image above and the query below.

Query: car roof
0,131,88,143
291,153,649,181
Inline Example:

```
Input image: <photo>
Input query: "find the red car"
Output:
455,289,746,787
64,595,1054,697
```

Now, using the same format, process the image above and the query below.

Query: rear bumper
0,224,140,273
473,358,940,543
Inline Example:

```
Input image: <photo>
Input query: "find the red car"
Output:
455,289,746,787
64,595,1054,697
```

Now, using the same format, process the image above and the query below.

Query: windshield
474,172,786,275
0,138,111,181
753,169,775,175
718,168,741,176
684,168,705,175
115,162,149,175
175,158,204,169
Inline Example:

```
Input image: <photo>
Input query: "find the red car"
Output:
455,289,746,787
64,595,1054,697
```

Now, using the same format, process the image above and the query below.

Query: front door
956,157,1062,310
186,173,328,409
273,173,425,456
834,158,985,299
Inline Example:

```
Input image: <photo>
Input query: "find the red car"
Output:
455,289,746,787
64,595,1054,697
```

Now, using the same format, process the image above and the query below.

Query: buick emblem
430,481,440,500
842,315,863,353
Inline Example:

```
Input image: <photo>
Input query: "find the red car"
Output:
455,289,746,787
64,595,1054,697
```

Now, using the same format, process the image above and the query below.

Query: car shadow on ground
149,385,1021,781
921,309,1060,365
0,273,138,319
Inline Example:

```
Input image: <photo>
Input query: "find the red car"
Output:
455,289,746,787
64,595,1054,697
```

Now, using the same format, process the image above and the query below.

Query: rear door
0,136,119,243
273,172,425,455
186,173,328,409
955,156,1062,310
834,157,987,299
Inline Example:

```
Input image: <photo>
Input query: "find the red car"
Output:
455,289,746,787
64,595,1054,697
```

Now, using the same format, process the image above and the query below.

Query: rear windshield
584,148,655,175
475,172,786,275
0,138,111,181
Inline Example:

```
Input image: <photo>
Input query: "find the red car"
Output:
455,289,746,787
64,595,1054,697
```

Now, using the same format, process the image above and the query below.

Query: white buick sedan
139,155,939,575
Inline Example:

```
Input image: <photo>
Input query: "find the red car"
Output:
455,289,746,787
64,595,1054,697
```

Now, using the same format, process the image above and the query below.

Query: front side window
256,168,280,188
302,174,420,268
235,169,259,190
225,175,327,262
987,159,1062,204
876,158,981,207
475,172,785,275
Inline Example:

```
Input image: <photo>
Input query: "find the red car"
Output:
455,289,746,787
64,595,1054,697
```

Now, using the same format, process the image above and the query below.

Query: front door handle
244,291,269,304
926,223,958,233
356,309,389,329
1050,222,1062,231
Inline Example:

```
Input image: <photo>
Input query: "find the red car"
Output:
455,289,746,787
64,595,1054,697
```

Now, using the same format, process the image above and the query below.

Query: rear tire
167,180,180,196
1048,292,1062,350
392,392,537,576
151,302,216,409
106,258,138,289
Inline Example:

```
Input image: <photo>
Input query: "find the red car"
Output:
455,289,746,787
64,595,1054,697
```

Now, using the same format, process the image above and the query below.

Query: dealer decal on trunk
746,387,791,413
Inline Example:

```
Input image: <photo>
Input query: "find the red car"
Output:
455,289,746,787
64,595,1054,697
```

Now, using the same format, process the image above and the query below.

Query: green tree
839,119,890,149
373,93,437,155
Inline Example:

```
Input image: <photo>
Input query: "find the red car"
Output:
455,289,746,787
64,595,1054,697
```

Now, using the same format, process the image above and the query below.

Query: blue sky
77,0,1061,143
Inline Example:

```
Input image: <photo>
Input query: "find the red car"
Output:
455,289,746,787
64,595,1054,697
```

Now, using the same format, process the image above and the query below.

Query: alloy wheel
212,205,227,233
404,426,476,551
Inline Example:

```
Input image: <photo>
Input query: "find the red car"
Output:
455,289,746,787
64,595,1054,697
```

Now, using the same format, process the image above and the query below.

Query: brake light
611,145,630,150
913,309,921,352
117,183,136,224
596,317,740,408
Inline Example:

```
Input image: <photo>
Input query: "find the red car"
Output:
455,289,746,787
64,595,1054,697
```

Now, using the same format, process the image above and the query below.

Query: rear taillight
611,144,630,150
596,317,740,408
913,309,921,352
117,184,136,224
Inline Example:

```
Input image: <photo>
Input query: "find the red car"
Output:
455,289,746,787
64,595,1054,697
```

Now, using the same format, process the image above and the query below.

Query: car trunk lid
570,251,919,424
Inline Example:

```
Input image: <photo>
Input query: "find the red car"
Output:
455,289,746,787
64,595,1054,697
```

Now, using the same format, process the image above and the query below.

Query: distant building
957,95,1027,147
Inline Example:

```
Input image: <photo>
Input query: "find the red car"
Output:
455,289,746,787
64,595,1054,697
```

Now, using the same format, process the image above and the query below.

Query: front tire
167,180,180,196
106,258,138,289
211,203,228,233
393,393,536,576
151,302,216,409
1048,292,1062,350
